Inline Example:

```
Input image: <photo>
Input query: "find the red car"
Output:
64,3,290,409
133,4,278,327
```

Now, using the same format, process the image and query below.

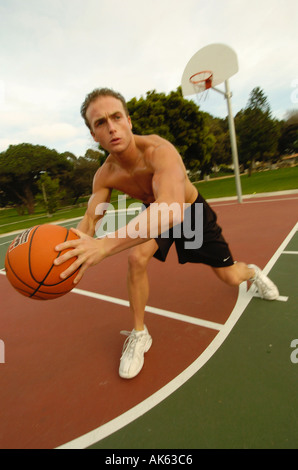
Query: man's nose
107,119,116,133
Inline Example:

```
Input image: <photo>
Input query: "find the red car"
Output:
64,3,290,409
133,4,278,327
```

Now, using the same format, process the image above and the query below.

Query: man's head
80,88,129,131
81,88,133,154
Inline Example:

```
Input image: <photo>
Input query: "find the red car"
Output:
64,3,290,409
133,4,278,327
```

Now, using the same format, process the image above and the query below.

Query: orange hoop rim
189,71,213,90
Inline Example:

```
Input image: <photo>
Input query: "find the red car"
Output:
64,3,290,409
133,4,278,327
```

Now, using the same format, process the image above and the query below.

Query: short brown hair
80,88,129,130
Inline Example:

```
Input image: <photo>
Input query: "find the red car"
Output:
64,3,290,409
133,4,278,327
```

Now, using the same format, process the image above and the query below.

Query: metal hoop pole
224,79,242,203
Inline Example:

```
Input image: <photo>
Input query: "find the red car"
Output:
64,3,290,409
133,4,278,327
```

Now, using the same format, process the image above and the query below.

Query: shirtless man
54,88,279,379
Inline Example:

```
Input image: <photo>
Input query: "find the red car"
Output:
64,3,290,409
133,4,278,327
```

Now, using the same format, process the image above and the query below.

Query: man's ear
128,115,132,130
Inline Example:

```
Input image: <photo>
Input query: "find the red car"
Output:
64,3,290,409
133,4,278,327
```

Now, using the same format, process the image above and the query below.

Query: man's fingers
55,239,80,253
54,249,78,266
53,232,103,283
58,254,86,280
73,264,89,284
70,227,82,238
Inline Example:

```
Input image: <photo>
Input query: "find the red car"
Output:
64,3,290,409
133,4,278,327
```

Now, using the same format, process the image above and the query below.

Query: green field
196,166,298,200
1,167,297,235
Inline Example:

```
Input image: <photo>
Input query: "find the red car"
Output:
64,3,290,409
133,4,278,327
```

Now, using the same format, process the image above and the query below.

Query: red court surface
0,192,297,449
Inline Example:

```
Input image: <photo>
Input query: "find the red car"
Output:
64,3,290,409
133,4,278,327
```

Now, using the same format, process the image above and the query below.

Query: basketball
5,224,80,300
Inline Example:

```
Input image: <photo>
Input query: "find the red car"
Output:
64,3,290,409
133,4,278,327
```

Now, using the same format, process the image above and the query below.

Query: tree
278,111,298,155
235,87,279,174
246,86,271,113
127,88,211,178
0,143,73,213
36,172,64,215
65,149,106,204
204,115,232,168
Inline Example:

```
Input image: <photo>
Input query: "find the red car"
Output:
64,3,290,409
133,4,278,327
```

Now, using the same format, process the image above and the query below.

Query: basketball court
0,43,297,450
0,191,297,449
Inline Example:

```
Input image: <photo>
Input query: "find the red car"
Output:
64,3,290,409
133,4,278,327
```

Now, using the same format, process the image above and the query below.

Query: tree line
0,86,297,215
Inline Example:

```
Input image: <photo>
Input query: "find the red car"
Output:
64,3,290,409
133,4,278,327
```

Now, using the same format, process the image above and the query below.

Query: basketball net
189,71,213,104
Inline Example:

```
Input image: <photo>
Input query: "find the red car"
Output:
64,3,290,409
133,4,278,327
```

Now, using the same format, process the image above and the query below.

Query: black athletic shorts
149,193,234,268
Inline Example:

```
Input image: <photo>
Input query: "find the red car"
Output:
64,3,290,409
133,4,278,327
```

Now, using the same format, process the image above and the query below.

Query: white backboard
181,43,239,97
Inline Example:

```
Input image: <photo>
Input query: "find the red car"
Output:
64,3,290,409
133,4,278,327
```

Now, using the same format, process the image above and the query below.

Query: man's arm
101,143,186,253
77,186,112,237
54,143,186,281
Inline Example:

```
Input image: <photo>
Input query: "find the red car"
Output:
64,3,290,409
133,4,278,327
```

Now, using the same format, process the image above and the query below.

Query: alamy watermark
93,196,203,250
0,340,4,364
290,339,298,364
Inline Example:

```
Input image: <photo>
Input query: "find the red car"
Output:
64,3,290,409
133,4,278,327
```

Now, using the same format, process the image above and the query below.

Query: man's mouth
111,137,121,145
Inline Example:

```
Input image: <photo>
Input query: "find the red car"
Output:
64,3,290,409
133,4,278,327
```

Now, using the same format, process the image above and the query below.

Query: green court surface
90,232,298,449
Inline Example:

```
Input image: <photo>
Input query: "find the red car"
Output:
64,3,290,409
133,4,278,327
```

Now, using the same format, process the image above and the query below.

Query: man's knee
128,250,148,272
128,242,157,273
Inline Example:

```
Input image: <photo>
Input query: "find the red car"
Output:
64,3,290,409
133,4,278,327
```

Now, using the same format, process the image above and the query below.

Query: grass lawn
195,166,298,200
0,195,138,234
1,167,297,235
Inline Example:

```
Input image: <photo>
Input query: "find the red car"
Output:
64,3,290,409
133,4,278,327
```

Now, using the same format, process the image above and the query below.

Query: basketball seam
5,252,37,293
6,225,80,300
41,228,80,287
29,226,70,298
28,226,42,286
39,229,80,286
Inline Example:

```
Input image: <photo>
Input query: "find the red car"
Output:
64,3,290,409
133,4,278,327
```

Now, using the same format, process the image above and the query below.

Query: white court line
252,291,289,302
72,288,223,331
211,196,298,208
57,221,298,449
283,251,298,255
1,190,297,238
57,282,253,450
260,222,298,275
208,189,298,204
0,240,11,247
0,266,223,330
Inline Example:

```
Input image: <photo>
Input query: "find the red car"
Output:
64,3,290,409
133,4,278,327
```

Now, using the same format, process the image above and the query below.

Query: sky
0,0,297,158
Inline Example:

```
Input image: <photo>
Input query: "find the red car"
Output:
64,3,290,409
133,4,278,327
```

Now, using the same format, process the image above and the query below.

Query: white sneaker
248,264,279,300
119,326,152,379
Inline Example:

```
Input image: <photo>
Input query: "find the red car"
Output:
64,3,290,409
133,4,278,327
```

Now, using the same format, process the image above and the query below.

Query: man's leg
212,262,279,300
119,239,158,379
127,239,159,330
212,262,254,286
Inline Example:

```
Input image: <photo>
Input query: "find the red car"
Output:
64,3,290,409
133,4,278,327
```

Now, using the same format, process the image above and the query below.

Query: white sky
0,0,297,157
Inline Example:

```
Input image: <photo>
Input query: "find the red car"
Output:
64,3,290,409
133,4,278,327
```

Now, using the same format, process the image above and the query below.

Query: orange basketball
5,224,80,300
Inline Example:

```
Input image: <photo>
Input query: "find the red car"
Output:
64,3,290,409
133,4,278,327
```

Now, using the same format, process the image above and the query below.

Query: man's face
86,95,133,154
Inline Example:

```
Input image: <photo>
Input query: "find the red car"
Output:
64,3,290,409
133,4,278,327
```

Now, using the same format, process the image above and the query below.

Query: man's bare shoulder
137,134,183,167
136,134,179,161
92,156,118,190
135,134,172,150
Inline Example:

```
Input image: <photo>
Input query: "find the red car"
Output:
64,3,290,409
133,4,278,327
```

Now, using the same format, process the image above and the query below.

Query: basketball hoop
182,45,242,203
189,70,213,101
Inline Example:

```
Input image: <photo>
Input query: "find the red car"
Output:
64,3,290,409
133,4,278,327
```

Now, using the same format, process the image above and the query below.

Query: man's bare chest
108,166,154,203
